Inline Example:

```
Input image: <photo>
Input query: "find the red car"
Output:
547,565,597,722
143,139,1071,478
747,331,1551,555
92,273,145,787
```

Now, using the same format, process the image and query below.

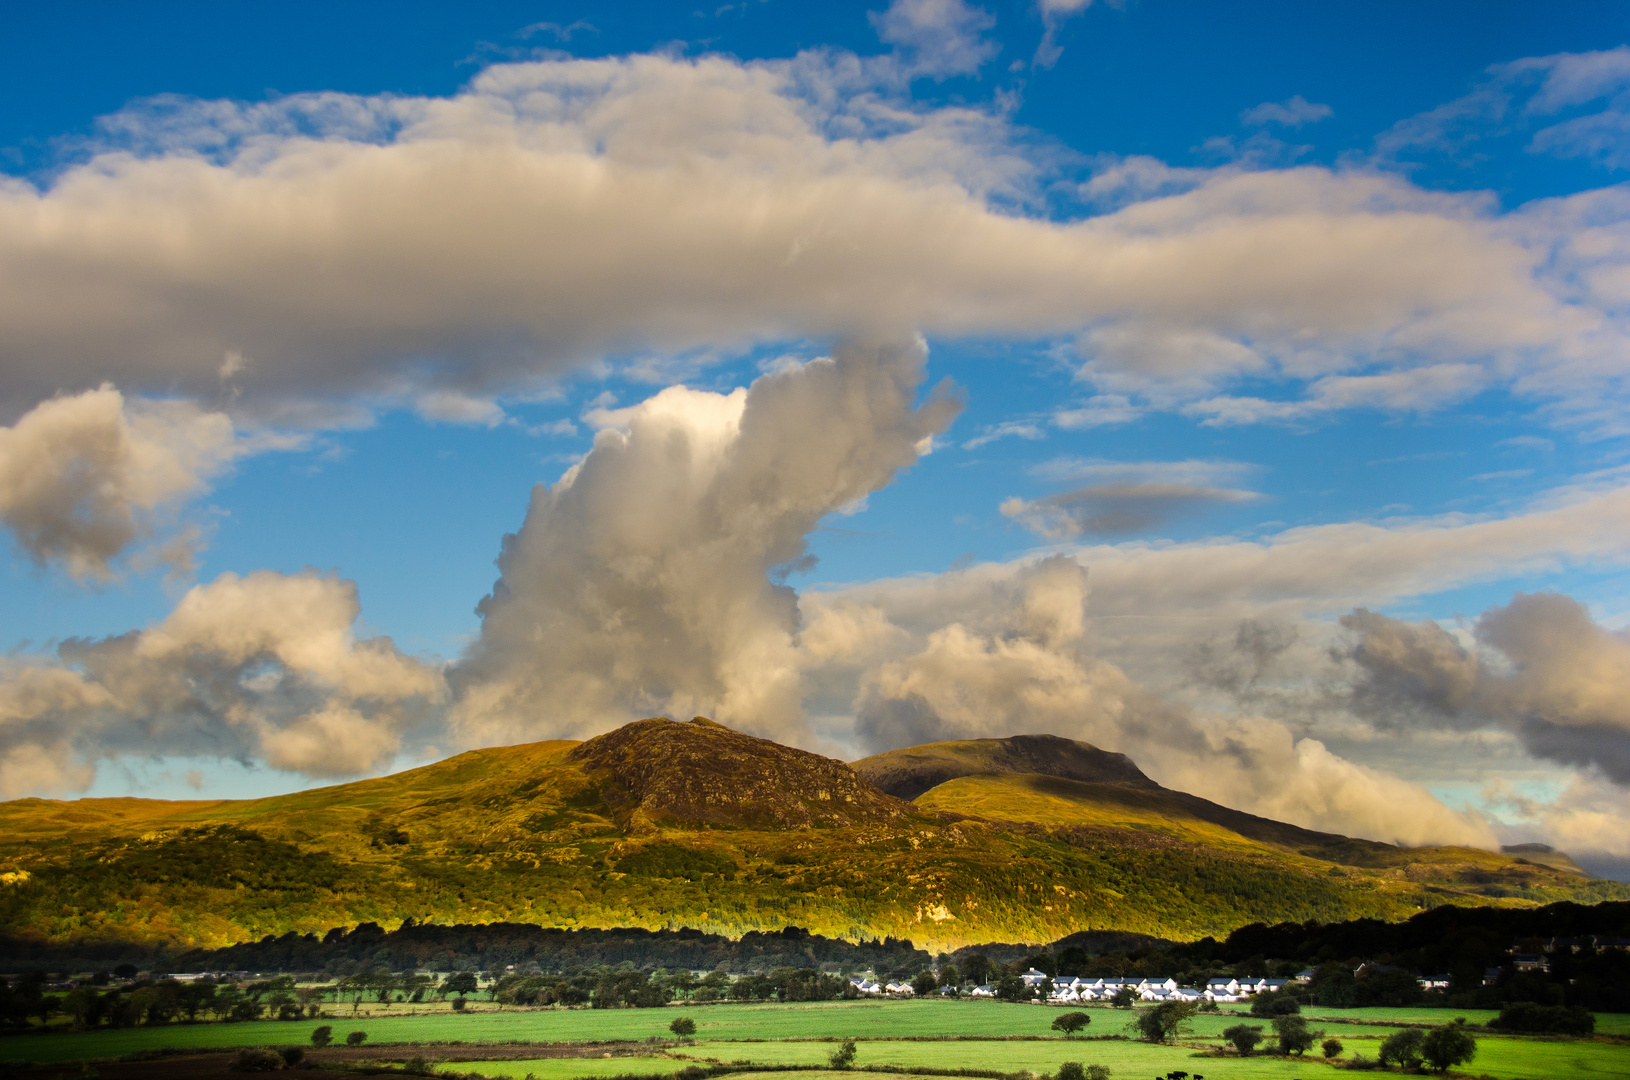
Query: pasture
1,998,1625,1079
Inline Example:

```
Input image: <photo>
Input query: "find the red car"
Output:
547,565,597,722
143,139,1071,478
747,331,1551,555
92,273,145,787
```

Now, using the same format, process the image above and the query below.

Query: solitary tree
1421,1021,1477,1072
912,971,939,997
1321,1037,1343,1059
829,1039,857,1069
310,1025,333,1048
1052,1012,1091,1036
1222,1023,1264,1056
1273,1014,1319,1055
1110,986,1137,1008
1378,1028,1424,1069
1056,1063,1085,1080
1135,1001,1197,1044
669,1016,697,1038
346,1030,368,1047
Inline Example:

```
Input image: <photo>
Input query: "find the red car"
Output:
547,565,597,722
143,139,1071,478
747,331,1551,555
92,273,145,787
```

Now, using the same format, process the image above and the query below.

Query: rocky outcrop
568,717,911,829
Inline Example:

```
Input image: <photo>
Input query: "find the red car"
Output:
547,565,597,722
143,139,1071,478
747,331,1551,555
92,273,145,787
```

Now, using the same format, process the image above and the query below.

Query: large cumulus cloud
0,570,444,795
1,50,1624,428
0,386,249,578
448,338,959,746
1341,592,1630,784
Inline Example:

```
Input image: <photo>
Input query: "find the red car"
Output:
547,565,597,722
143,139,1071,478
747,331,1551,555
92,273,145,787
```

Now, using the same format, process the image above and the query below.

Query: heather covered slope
0,719,1623,961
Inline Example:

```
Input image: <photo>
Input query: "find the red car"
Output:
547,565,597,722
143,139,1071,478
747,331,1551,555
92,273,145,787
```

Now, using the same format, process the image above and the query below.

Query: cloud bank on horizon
3,1,1630,865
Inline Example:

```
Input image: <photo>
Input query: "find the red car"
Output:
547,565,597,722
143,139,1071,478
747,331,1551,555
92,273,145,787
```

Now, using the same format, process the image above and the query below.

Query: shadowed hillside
853,734,1156,800
0,719,1622,961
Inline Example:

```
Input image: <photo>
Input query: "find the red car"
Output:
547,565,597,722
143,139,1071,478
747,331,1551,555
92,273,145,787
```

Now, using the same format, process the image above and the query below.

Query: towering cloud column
450,338,961,745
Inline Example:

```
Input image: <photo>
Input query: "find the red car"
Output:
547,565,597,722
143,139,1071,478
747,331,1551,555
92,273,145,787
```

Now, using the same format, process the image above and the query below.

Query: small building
970,984,997,998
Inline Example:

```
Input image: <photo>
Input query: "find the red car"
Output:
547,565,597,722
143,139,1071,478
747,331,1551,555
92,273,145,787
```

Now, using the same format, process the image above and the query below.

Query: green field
4,998,1628,1080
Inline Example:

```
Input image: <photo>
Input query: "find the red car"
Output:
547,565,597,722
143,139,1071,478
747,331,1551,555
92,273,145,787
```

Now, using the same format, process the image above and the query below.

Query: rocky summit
569,717,909,829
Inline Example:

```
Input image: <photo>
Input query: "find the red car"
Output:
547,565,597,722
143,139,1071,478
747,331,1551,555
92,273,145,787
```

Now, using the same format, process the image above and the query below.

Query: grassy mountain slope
1,720,1622,959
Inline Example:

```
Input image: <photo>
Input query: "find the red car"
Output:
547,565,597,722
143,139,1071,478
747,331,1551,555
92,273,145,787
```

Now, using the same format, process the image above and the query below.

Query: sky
4,1,1630,874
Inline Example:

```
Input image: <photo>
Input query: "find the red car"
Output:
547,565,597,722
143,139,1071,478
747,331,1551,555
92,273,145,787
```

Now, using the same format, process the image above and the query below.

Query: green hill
0,719,1621,959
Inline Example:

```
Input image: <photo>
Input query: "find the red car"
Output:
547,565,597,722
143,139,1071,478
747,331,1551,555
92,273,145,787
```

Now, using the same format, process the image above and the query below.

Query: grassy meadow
2,998,1628,1079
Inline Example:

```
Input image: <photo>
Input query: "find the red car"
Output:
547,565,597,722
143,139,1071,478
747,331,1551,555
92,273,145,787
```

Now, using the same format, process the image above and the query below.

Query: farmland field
3,999,1627,1079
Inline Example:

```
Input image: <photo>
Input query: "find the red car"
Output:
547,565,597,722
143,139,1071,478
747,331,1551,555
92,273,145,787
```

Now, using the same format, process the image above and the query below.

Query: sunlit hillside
1,719,1622,959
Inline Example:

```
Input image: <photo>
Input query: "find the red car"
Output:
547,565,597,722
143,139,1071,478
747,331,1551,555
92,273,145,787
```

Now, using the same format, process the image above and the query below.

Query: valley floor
2,999,1626,1079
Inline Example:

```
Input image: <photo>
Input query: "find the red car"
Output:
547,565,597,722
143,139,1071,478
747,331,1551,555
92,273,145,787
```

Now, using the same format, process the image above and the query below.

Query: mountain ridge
0,719,1620,958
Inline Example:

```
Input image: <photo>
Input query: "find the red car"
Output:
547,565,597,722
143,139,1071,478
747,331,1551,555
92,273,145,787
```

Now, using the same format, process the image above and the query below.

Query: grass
438,1057,682,1080
5,998,1628,1080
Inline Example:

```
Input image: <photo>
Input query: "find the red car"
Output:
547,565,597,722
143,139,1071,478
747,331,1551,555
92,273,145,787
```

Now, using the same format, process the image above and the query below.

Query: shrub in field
829,1038,857,1068
310,1025,332,1047
452,997,467,1011
231,1047,285,1071
278,1047,304,1067
346,1030,368,1046
1378,1028,1424,1069
670,1016,697,1037
1321,1037,1343,1058
1051,1012,1090,1036
1222,1023,1263,1056
1249,990,1299,1017
1420,1021,1477,1072
1490,1002,1595,1035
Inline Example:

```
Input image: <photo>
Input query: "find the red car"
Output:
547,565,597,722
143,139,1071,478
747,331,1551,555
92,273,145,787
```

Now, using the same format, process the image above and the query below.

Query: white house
970,984,997,998
885,981,916,996
1021,968,1050,987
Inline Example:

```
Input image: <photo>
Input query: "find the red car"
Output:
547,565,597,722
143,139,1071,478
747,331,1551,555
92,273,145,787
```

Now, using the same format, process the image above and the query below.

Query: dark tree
669,1016,697,1037
912,971,938,996
1051,1011,1091,1036
1378,1028,1424,1069
1421,1021,1477,1072
346,1030,368,1047
1135,1001,1197,1043
1273,1013,1318,1055
310,1025,333,1047
1222,1023,1263,1056
1056,1063,1085,1080
1110,986,1137,1008
442,972,479,999
829,1039,857,1068
1321,1037,1343,1058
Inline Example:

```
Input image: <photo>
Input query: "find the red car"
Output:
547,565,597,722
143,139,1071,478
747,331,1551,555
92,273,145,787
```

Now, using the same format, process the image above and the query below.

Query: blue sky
4,0,1630,872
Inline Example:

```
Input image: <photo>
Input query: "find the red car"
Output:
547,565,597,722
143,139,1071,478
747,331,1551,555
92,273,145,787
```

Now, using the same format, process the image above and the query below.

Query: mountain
0,719,1621,962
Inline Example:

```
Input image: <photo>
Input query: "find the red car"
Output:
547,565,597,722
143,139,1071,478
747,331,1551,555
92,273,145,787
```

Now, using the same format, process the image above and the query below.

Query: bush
1056,1063,1085,1080
230,1048,285,1072
670,1016,697,1037
1490,1002,1595,1036
452,997,467,1011
1222,1023,1263,1056
829,1038,857,1068
346,1030,367,1046
1109,986,1136,1008
1322,1037,1343,1058
1085,1068,1110,1080
1378,1028,1424,1069
1249,990,1300,1017
1051,1011,1090,1036
310,1025,333,1048
278,1047,304,1067
1421,1022,1477,1072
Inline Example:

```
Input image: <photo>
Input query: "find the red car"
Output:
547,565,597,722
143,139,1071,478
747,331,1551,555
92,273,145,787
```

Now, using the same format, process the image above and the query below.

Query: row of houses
848,977,919,996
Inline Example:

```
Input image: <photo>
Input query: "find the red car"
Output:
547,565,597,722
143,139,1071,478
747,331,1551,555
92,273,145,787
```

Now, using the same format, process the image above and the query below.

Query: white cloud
870,0,998,78
0,385,249,579
0,570,445,796
961,419,1044,449
1241,95,1333,128
1001,483,1261,539
447,338,960,747
0,53,1622,436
